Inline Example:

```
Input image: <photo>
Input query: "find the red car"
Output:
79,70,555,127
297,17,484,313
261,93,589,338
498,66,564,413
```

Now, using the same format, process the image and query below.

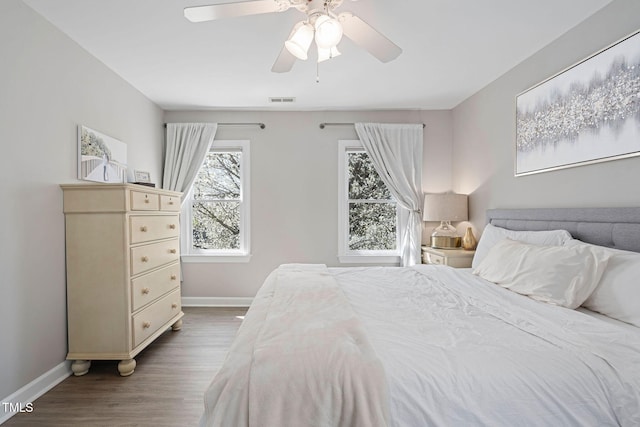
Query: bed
200,208,640,427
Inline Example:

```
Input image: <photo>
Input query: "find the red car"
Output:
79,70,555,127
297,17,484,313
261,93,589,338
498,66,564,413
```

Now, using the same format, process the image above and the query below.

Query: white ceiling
21,0,612,111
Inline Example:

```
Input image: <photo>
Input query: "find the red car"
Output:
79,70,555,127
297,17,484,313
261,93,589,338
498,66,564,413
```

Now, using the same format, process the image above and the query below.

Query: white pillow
472,223,572,268
472,238,611,309
566,240,640,327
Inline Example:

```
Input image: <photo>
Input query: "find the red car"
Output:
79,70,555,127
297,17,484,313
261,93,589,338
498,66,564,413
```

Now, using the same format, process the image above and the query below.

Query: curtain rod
319,122,425,129
164,123,266,129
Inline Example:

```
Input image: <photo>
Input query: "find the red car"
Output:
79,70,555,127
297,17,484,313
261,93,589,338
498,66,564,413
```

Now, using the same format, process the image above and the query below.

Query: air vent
269,97,296,103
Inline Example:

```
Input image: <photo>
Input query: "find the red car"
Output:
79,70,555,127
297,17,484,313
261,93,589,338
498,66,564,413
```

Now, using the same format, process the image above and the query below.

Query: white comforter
200,264,388,427
335,265,640,426
201,264,640,427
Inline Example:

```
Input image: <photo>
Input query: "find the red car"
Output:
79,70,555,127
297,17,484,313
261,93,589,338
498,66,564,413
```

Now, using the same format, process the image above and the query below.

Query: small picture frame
134,170,151,183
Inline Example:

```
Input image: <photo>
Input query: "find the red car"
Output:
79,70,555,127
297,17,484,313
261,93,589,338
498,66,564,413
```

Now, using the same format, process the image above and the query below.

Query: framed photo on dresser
78,125,127,183
134,170,151,183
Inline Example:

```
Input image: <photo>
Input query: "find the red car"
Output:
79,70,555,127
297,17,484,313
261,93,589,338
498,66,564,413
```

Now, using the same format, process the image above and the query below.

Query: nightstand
421,246,475,268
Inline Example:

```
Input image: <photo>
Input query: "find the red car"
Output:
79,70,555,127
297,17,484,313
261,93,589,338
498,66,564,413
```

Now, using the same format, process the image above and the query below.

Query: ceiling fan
184,0,402,73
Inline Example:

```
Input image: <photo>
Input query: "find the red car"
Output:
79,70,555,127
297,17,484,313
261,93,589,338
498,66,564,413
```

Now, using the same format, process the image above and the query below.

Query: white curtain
355,123,424,266
162,123,218,202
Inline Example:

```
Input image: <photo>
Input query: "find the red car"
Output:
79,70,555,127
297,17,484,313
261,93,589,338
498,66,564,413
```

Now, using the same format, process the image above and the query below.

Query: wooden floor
4,307,247,427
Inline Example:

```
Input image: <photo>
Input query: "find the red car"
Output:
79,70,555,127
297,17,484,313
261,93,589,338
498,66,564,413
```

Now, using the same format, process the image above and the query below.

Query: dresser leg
118,359,136,376
71,360,91,376
171,319,183,331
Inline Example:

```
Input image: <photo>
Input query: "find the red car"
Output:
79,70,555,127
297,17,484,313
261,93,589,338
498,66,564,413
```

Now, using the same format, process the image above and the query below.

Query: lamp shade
317,45,341,63
314,15,343,48
285,21,314,60
423,194,468,222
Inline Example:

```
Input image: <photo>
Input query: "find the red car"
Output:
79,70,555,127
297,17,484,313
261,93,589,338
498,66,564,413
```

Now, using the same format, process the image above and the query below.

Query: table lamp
423,193,468,248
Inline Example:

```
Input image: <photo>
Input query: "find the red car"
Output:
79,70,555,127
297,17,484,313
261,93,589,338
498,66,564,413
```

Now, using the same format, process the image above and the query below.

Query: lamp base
430,235,462,249
430,221,461,248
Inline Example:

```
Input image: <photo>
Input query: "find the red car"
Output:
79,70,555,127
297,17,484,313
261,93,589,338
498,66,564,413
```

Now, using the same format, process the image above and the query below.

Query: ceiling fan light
314,15,343,49
285,21,314,60
317,45,341,63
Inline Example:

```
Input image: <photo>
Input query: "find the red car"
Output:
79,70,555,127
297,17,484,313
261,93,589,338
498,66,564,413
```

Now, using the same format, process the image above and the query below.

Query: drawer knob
142,287,150,294
170,275,177,280
169,249,177,254
169,224,176,229
141,256,149,262
144,198,150,204
140,226,148,232
171,303,178,309
142,321,151,329
169,201,174,205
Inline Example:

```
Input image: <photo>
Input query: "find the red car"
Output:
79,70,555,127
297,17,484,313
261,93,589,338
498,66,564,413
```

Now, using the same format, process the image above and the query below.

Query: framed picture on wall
78,125,127,183
515,29,640,176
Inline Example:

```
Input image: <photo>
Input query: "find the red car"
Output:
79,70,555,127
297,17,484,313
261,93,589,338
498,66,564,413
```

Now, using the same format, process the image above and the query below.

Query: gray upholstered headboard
486,208,640,253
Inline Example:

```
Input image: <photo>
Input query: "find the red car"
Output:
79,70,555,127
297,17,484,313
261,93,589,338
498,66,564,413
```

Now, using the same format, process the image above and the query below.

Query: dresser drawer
129,215,179,244
130,239,180,276
131,190,159,211
131,262,180,312
132,288,181,348
160,194,180,212
421,246,475,268
424,253,445,265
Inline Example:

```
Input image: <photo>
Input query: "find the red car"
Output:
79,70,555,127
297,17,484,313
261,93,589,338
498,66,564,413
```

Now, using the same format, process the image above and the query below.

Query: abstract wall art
516,29,640,176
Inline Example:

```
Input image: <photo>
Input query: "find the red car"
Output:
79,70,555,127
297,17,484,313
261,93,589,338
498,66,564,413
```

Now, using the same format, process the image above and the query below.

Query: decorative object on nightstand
60,183,183,377
421,246,475,268
423,193,468,248
462,227,477,250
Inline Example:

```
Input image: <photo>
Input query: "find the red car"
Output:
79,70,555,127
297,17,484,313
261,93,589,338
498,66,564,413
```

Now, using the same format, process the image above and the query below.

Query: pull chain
316,61,320,83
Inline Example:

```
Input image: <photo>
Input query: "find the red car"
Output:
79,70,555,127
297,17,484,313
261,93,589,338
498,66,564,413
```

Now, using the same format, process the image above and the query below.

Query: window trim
337,140,401,265
181,140,251,263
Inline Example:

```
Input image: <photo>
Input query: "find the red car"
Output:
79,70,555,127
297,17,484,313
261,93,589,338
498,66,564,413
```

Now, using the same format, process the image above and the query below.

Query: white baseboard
181,297,253,307
1,361,72,424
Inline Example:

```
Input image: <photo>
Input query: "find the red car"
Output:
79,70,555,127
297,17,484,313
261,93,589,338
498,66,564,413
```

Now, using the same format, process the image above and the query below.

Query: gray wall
452,0,640,234
164,110,453,298
1,0,164,400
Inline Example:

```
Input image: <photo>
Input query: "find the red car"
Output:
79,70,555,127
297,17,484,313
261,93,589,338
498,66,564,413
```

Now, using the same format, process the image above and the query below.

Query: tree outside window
338,140,399,264
182,140,250,261
347,151,397,251
192,150,242,250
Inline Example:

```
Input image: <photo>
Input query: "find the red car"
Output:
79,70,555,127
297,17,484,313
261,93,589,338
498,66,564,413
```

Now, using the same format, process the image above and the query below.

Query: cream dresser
61,183,184,376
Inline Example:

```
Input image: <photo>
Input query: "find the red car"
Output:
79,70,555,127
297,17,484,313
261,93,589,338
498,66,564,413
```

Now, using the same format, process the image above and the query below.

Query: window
338,140,400,264
181,140,250,263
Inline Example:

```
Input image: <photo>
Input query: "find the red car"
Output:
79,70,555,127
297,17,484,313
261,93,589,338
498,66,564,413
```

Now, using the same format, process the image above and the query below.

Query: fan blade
271,46,297,73
184,0,286,22
338,12,402,63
